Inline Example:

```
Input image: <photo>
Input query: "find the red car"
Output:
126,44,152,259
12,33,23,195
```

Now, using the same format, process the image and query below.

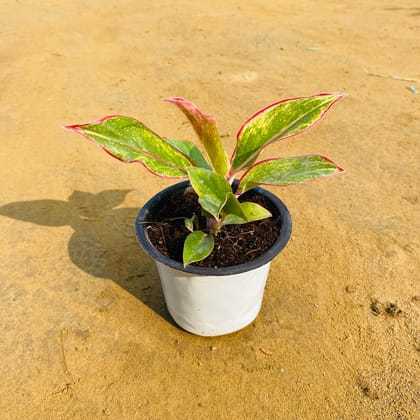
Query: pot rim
135,181,292,276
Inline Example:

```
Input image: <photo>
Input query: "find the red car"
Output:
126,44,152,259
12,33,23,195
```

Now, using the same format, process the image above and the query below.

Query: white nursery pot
156,261,271,336
135,181,292,336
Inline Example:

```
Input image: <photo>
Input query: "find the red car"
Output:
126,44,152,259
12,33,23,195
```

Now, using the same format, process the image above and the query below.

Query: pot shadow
0,190,174,324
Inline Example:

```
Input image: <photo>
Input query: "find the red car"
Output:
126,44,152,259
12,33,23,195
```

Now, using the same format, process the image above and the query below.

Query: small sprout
184,214,198,232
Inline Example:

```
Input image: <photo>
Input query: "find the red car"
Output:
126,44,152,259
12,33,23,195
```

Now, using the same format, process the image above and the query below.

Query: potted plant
64,93,345,336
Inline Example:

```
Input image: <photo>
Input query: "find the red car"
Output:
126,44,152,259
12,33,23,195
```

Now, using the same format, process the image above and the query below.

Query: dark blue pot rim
135,181,292,276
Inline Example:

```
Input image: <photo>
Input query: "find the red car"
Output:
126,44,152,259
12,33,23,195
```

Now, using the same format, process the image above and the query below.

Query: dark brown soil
146,187,280,267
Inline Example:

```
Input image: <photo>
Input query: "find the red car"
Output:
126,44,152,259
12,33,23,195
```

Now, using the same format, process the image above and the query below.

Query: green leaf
221,193,247,225
222,192,246,218
165,97,229,176
221,193,271,225
223,201,271,225
187,167,232,219
166,139,211,170
239,202,272,222
238,155,344,193
222,214,248,225
65,115,192,177
183,231,214,266
231,93,345,173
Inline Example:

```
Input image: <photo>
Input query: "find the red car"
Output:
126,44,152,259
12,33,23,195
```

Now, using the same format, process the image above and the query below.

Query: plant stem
206,217,221,235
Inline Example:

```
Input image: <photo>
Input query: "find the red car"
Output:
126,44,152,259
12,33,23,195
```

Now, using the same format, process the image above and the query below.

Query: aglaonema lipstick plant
65,93,345,266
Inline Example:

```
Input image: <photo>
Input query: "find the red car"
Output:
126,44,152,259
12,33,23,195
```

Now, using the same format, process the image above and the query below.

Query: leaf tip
318,155,345,173
63,123,80,133
333,92,347,102
63,115,122,134
164,96,185,104
164,97,217,122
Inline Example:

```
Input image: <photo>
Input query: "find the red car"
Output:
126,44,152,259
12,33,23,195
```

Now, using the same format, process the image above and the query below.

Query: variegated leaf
165,97,229,176
231,93,345,173
238,155,344,193
65,115,192,178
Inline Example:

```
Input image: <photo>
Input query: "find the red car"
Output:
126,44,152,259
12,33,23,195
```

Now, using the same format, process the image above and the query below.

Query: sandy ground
1,0,419,418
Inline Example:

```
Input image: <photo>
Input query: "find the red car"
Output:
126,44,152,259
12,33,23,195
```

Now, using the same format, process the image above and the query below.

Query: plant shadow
0,189,175,324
